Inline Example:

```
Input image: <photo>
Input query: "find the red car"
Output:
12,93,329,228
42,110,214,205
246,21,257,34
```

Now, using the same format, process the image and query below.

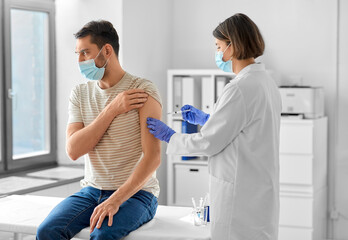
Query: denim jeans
36,186,158,240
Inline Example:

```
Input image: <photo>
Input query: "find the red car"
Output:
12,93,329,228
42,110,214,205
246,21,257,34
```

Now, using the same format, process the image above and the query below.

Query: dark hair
213,13,265,60
75,20,120,57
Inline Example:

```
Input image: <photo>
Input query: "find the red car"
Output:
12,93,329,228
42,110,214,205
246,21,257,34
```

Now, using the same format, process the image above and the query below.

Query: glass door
10,9,50,160
3,0,56,171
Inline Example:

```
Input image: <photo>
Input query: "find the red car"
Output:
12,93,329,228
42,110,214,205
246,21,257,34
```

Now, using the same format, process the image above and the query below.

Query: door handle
8,88,17,110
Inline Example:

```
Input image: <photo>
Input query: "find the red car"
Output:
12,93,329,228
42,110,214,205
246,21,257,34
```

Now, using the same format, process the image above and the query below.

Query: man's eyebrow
75,48,89,54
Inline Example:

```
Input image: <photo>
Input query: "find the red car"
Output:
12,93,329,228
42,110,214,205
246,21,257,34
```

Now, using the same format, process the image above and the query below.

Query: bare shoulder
139,95,162,119
138,95,162,155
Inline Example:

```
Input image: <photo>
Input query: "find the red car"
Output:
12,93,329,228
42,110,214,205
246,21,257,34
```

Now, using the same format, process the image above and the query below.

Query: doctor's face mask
215,42,232,73
78,46,109,80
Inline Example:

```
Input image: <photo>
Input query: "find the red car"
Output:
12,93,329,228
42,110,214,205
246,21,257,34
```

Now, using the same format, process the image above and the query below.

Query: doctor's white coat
167,63,282,240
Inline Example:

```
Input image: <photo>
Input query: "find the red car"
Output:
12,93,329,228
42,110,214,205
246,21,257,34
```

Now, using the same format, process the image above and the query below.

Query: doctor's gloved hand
181,105,210,126
147,117,176,143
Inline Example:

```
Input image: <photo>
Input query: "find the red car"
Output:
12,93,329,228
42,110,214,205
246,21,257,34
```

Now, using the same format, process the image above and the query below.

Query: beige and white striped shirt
68,72,162,197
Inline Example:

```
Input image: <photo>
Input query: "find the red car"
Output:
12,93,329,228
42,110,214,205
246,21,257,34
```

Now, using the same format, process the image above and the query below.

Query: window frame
1,0,57,173
0,0,5,173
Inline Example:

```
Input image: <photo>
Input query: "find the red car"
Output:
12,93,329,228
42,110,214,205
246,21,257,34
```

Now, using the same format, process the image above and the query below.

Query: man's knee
36,220,63,240
90,225,127,240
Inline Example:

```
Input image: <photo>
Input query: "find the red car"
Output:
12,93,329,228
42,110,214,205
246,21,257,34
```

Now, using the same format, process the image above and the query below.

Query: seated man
36,20,162,240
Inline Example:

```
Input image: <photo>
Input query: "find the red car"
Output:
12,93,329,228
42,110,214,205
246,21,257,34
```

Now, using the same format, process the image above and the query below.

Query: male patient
36,20,162,240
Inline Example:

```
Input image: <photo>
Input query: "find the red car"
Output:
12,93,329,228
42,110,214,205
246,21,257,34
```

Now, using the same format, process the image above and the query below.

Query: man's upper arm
139,96,162,157
66,85,85,138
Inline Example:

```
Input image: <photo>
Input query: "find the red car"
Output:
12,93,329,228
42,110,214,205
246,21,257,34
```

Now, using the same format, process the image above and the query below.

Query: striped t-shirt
68,72,162,197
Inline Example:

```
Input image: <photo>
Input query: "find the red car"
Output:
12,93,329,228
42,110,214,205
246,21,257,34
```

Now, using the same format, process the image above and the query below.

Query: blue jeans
36,186,158,240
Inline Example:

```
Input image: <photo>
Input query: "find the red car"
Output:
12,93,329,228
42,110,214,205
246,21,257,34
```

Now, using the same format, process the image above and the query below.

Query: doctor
147,13,281,240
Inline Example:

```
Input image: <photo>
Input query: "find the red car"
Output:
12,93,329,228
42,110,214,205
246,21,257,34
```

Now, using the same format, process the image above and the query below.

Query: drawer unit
279,122,313,154
279,195,313,227
279,226,313,240
174,164,209,206
279,118,327,240
279,155,313,185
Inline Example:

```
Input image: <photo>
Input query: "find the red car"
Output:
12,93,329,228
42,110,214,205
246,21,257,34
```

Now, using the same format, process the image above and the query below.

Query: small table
0,195,211,240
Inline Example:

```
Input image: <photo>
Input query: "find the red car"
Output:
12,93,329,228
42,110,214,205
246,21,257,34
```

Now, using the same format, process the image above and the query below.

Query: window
1,0,56,173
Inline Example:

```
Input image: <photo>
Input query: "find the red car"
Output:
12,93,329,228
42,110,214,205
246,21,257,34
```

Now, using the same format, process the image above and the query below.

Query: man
36,20,162,240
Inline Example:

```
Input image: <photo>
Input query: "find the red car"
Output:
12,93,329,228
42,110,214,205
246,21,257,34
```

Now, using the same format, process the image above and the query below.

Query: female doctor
147,13,282,240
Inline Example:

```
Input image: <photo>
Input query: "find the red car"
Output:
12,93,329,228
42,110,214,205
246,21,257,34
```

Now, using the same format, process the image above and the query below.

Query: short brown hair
213,13,265,60
75,20,120,57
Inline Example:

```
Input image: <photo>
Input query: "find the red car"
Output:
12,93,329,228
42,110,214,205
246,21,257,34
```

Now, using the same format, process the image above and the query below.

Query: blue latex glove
181,105,210,126
147,117,176,143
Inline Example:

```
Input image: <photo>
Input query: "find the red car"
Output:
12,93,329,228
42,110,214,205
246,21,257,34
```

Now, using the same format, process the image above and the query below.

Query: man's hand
110,89,149,115
90,197,120,233
66,88,147,160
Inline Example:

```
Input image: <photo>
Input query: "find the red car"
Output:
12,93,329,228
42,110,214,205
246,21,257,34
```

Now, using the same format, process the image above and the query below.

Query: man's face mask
78,46,109,80
215,43,232,73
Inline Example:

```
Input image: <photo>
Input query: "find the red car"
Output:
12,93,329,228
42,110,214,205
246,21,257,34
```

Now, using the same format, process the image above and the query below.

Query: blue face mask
78,46,109,80
215,43,232,73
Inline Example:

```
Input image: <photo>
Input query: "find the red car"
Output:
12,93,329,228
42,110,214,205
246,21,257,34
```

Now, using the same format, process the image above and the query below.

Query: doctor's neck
232,58,255,74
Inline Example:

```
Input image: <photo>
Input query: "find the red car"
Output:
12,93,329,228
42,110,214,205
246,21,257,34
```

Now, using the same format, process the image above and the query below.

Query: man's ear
105,44,113,57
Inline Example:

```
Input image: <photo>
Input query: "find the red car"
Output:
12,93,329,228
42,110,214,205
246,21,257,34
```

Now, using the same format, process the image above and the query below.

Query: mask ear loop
223,42,233,72
102,57,110,68
95,46,110,68
223,42,232,60
223,42,231,54
95,46,104,59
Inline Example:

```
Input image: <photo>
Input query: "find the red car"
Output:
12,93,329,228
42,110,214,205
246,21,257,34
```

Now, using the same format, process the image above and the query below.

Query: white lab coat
167,63,282,240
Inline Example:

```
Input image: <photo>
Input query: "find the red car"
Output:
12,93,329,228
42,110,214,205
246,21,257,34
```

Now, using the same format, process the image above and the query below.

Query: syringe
167,109,191,115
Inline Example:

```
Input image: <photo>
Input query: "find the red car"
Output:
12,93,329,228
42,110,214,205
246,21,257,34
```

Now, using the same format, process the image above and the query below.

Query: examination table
0,194,211,240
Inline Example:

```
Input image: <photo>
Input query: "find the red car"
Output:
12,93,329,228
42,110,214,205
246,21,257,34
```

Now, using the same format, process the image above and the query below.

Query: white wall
55,0,123,165
171,0,337,90
335,1,348,239
122,0,173,205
